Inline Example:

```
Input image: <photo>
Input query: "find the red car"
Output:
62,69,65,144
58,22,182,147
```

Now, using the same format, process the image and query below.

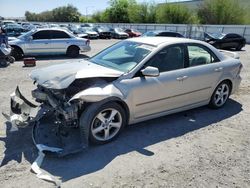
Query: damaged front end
4,60,123,156
6,85,89,156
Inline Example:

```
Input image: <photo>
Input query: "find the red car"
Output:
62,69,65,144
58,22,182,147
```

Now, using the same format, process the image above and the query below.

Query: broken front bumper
4,86,88,156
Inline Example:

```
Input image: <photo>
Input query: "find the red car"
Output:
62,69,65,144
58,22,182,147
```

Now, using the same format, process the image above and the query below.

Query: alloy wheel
91,108,122,141
213,83,230,107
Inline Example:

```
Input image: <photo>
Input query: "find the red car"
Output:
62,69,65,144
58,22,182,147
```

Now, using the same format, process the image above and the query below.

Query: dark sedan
93,26,111,39
142,30,184,38
205,32,246,50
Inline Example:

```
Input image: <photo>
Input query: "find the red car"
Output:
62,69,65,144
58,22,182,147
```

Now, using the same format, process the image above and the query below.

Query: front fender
69,84,125,102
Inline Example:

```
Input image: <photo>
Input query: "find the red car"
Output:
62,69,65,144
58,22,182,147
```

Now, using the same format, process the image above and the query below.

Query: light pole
85,6,94,23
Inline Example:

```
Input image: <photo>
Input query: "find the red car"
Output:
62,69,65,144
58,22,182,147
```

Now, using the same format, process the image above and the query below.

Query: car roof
127,37,205,46
34,28,68,32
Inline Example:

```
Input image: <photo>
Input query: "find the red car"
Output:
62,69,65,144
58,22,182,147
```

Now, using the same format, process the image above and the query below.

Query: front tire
0,60,9,67
66,46,80,58
80,102,126,144
209,81,231,109
11,47,23,60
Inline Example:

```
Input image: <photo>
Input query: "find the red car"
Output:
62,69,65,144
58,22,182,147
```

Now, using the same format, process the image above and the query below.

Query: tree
156,4,196,24
128,2,157,23
25,5,81,22
197,0,245,24
108,0,132,23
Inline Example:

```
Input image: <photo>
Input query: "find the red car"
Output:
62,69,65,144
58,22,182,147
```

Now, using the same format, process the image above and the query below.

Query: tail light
86,39,90,46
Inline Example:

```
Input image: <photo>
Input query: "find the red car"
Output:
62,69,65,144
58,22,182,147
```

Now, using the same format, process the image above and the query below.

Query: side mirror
141,66,159,77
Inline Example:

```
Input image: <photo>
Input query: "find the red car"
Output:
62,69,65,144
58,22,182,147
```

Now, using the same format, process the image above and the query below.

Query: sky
0,0,182,18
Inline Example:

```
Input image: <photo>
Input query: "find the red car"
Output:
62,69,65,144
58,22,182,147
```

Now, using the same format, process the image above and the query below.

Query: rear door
178,43,223,105
25,30,51,55
50,30,72,54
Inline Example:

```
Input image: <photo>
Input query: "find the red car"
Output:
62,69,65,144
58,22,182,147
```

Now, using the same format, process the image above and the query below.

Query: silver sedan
8,37,242,154
9,28,91,60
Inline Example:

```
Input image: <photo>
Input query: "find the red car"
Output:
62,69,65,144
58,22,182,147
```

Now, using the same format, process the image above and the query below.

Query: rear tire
66,46,80,58
236,44,243,51
11,47,23,60
209,81,231,109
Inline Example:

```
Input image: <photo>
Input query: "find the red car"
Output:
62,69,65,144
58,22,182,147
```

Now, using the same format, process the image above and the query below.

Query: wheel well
82,98,130,124
220,79,233,94
115,100,130,123
67,45,80,52
11,45,24,54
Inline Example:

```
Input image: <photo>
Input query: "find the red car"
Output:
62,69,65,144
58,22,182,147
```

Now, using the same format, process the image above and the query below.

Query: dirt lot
0,39,249,188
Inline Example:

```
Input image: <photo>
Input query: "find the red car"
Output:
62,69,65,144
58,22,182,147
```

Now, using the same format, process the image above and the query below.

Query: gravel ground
0,40,249,188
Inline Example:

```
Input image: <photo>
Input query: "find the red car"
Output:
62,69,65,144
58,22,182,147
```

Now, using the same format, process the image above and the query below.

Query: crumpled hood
30,60,123,89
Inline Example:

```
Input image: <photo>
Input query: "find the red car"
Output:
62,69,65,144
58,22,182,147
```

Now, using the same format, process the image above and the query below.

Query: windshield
98,27,109,32
115,28,123,32
143,31,157,37
89,41,154,72
132,29,140,33
82,27,93,32
207,32,225,39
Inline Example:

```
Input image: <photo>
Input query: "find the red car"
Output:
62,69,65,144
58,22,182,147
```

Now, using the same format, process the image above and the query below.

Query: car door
222,34,238,49
25,30,51,55
178,43,224,105
122,44,188,119
50,30,71,54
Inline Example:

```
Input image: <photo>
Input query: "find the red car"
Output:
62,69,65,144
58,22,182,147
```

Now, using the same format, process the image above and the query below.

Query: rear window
50,30,70,39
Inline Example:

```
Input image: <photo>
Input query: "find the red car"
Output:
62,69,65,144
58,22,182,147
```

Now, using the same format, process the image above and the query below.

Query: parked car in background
78,27,99,39
80,23,94,27
21,22,36,30
142,30,184,38
110,28,129,39
68,24,80,34
49,23,60,28
9,28,91,60
10,37,242,147
33,23,44,29
204,32,246,50
0,20,16,26
93,26,111,39
124,28,142,37
3,24,27,37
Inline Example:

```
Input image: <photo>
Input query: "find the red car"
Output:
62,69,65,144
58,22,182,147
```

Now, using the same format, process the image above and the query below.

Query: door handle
214,67,223,72
44,42,49,44
176,76,188,81
182,76,188,80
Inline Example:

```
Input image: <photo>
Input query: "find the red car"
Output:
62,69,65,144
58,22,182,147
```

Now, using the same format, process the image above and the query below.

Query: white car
8,37,242,155
9,28,91,60
78,27,99,39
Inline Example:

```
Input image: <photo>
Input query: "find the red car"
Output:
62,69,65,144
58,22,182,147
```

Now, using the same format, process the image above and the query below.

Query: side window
146,45,185,72
50,31,70,39
225,34,239,39
32,31,50,40
188,45,217,67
